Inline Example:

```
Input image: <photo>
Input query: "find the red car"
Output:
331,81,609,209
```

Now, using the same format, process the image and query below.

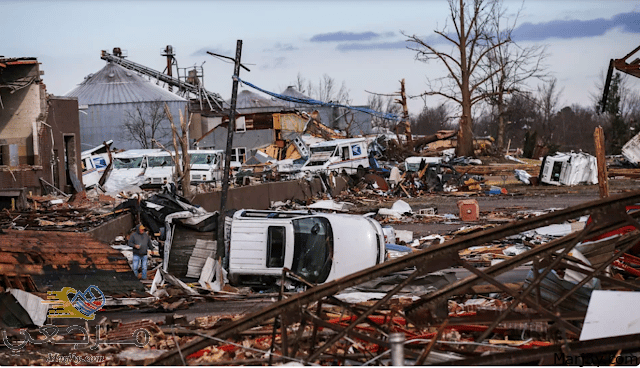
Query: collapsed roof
0,230,145,297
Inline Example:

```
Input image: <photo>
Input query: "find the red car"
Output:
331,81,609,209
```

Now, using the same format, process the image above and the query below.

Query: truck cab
228,209,386,286
188,149,224,185
104,149,155,192
143,151,176,187
301,138,369,176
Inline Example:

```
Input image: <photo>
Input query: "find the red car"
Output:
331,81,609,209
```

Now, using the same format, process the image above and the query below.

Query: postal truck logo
43,285,106,320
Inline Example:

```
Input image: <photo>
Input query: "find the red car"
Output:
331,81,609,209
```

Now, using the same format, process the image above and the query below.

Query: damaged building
193,90,311,163
0,57,83,200
280,86,374,136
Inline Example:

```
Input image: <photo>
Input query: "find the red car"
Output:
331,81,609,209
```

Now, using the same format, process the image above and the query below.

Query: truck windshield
191,153,217,165
291,217,333,284
113,157,143,169
148,156,174,167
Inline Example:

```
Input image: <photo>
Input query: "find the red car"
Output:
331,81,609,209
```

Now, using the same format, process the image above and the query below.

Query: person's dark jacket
128,231,152,256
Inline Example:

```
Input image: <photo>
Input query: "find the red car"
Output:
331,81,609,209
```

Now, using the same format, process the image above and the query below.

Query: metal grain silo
66,62,187,150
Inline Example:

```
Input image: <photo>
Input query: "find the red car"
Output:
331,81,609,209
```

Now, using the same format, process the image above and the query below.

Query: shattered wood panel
168,226,215,278
0,229,145,296
275,113,306,133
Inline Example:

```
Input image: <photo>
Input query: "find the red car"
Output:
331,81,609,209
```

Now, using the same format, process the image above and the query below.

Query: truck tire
356,165,366,179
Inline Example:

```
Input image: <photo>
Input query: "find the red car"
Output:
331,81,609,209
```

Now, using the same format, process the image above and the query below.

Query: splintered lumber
186,239,217,278
594,126,609,198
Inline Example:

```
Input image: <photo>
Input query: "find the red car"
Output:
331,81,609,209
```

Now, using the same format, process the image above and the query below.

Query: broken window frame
231,147,246,164
291,217,333,284
266,226,286,268
113,156,144,169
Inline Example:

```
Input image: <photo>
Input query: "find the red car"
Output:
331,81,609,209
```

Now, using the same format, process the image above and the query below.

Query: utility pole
210,41,249,287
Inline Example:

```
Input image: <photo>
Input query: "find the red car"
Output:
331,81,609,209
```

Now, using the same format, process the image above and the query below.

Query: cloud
191,47,232,57
310,31,381,42
263,42,299,52
336,41,408,51
260,57,287,70
336,35,441,52
513,11,640,42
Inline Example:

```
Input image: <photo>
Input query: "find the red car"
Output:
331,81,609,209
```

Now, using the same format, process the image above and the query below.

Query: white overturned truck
227,210,386,286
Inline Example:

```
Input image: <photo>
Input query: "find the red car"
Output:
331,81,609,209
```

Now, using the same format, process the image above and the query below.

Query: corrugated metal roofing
65,62,186,105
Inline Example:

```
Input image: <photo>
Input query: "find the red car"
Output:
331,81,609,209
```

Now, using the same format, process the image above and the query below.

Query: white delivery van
301,138,369,176
104,149,156,192
228,209,386,286
188,149,224,185
404,156,443,172
80,140,113,188
539,152,598,186
143,151,176,187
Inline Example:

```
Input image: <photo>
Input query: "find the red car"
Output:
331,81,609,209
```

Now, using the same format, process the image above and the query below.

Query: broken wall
0,58,45,166
0,59,83,195
45,96,83,192
191,178,342,212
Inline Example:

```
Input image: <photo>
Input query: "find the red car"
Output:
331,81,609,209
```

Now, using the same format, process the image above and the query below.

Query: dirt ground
369,178,640,237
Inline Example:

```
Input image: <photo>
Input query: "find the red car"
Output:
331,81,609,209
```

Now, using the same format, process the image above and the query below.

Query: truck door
341,146,350,161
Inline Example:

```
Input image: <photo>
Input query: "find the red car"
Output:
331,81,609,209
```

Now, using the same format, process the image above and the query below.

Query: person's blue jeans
132,254,148,279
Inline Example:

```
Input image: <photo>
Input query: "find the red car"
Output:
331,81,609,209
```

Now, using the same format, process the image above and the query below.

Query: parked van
301,138,369,176
228,209,386,286
143,151,176,187
188,149,224,185
81,140,113,188
104,149,156,192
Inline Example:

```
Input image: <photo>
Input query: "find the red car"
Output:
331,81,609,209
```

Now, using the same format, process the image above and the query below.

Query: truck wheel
356,165,366,179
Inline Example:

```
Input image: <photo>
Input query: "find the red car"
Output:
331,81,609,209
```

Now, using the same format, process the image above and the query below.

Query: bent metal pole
217,40,243,270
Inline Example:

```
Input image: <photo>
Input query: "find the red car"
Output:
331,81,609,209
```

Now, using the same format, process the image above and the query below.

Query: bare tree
154,105,193,199
294,72,307,95
307,74,350,104
405,0,509,156
367,94,403,131
479,3,548,149
122,100,169,148
537,77,563,140
412,103,454,135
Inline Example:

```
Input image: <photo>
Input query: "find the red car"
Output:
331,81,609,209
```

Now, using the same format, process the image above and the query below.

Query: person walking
129,224,152,279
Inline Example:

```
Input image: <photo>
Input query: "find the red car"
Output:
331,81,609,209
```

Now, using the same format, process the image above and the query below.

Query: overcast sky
3,0,640,115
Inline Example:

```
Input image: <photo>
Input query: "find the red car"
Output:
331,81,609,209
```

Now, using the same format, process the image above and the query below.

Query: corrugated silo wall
79,100,187,150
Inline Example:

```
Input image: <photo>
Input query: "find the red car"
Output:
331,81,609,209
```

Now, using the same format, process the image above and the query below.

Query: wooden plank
190,249,215,258
594,126,609,198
